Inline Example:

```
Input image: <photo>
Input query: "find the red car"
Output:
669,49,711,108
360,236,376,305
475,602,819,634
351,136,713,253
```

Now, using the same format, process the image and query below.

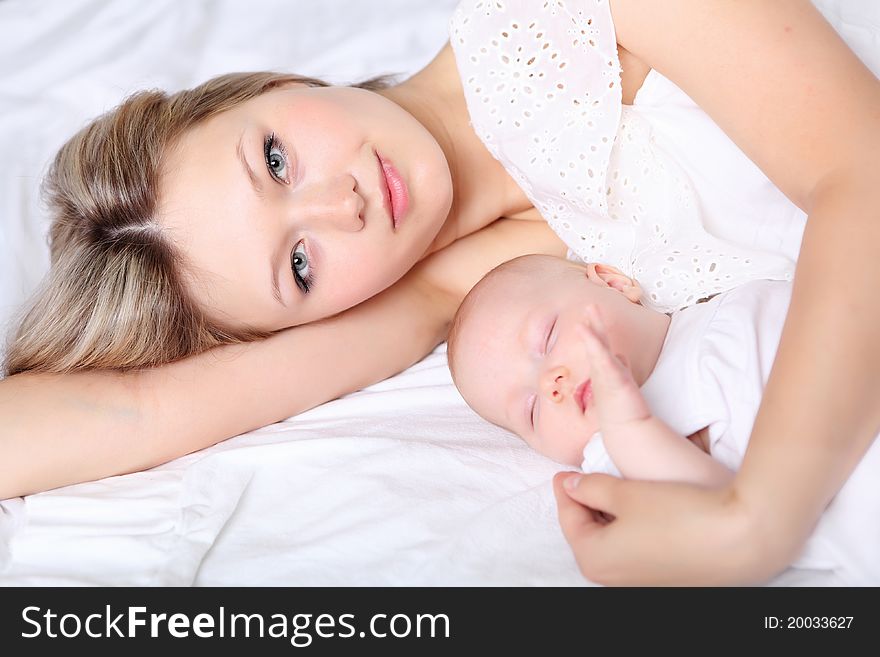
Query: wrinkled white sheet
0,0,586,587
2,344,583,586
1,0,875,586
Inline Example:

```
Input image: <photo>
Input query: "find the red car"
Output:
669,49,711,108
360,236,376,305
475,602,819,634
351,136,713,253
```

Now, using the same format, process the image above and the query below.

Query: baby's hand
577,305,652,434
577,306,731,485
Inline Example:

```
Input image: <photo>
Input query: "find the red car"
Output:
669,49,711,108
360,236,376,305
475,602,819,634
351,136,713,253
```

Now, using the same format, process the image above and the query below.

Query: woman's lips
574,379,592,414
376,153,393,227
377,153,409,229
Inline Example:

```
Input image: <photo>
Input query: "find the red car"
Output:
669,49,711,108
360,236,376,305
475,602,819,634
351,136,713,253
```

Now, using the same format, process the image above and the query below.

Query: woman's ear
585,263,643,303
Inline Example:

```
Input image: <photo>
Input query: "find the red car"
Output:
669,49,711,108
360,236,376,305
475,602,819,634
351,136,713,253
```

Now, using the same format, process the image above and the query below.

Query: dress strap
450,0,623,213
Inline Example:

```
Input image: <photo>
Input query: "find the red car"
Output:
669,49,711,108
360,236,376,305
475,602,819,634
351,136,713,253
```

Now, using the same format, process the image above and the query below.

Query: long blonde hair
4,71,393,376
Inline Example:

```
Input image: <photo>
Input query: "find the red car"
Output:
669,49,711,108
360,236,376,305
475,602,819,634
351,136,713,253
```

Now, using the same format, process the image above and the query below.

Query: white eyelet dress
449,0,879,312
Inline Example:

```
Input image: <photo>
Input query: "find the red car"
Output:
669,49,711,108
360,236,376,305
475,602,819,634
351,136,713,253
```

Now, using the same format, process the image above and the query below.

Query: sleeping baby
446,254,880,584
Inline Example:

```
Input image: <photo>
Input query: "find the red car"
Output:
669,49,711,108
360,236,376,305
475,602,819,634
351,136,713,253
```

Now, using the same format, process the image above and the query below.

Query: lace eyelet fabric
450,0,795,312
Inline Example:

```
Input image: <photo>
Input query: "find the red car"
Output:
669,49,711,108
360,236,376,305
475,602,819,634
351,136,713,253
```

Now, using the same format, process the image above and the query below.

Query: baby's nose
541,367,571,403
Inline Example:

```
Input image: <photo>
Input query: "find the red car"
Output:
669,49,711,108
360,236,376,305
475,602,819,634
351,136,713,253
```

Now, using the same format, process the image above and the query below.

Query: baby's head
448,254,661,465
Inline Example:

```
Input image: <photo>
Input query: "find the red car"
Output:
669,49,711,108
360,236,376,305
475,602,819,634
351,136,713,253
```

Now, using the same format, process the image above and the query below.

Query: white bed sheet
1,0,873,587
2,343,586,586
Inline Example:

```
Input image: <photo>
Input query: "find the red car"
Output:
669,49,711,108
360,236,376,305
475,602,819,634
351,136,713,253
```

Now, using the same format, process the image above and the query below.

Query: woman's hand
552,473,782,585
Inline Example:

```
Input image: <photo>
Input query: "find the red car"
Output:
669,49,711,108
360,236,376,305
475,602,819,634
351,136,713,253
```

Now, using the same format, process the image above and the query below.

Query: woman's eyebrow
236,130,264,197
234,129,283,307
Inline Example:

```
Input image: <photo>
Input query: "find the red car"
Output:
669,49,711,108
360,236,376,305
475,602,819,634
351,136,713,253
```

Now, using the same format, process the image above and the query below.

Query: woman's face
159,84,452,331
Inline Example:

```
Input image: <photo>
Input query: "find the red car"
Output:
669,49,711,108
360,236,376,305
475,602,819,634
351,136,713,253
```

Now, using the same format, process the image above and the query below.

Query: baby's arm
580,307,733,487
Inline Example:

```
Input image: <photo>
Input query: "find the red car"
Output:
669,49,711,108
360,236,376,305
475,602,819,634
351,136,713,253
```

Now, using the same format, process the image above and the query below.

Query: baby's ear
586,263,642,303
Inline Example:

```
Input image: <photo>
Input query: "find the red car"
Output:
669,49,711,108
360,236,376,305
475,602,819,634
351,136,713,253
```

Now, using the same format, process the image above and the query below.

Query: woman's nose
295,174,365,232
540,366,571,403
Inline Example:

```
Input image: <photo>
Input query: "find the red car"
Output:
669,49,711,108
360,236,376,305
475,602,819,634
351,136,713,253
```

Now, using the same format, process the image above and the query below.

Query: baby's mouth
574,379,592,414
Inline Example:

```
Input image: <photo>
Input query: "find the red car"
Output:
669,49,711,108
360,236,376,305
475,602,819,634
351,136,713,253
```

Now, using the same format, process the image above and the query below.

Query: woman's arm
556,0,880,584
0,218,566,499
0,268,450,500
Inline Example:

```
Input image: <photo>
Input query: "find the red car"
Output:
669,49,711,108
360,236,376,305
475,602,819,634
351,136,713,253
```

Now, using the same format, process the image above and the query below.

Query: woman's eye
291,241,313,293
292,242,310,276
264,133,290,183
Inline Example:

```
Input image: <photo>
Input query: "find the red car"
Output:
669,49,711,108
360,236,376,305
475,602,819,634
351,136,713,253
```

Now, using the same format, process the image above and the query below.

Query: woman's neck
378,44,532,254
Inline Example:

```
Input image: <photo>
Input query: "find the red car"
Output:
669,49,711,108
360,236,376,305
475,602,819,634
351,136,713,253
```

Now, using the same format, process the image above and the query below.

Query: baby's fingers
577,306,651,426
576,314,630,390
582,304,612,350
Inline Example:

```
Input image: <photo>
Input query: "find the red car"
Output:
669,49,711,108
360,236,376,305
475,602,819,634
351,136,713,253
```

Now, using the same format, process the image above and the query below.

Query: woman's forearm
733,170,880,574
0,218,565,499
0,270,452,499
0,369,152,499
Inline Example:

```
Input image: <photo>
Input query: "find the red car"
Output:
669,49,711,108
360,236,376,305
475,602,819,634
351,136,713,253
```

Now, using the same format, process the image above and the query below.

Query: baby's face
452,259,643,465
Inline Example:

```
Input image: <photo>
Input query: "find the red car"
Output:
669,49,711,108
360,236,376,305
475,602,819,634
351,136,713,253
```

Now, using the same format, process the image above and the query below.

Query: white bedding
1,0,875,587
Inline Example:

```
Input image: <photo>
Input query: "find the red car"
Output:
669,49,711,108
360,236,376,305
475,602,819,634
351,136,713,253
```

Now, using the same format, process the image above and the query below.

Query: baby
447,254,880,583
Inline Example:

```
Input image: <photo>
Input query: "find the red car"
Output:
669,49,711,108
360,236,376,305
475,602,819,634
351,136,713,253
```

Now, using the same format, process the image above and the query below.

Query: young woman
2,0,879,585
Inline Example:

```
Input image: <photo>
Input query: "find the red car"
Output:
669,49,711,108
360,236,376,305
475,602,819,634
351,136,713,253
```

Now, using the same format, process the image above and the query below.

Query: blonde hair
4,71,394,376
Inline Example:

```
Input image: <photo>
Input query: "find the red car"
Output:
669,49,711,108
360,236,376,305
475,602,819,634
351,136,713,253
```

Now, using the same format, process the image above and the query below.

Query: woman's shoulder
449,0,649,102
448,0,623,139
447,0,627,240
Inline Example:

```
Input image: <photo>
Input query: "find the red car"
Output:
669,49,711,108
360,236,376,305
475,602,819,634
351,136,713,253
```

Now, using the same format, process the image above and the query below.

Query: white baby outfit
586,281,880,584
